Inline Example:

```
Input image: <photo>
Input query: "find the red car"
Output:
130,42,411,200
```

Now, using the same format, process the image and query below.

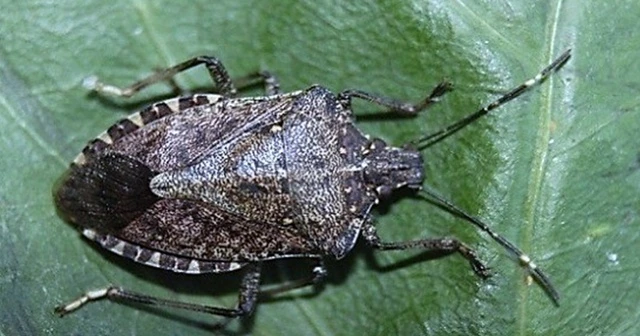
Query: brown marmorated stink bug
54,49,571,324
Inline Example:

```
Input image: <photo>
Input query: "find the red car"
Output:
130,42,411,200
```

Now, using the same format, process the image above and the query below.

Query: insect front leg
55,263,263,320
338,80,452,116
361,222,491,278
85,55,237,98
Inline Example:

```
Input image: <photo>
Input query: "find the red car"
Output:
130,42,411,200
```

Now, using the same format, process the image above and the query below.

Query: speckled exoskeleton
54,50,571,323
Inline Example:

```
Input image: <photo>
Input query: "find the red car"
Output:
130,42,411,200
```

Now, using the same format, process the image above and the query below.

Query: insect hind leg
55,263,263,322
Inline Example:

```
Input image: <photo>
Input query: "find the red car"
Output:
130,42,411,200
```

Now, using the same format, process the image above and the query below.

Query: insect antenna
420,184,559,305
412,49,571,150
410,51,571,305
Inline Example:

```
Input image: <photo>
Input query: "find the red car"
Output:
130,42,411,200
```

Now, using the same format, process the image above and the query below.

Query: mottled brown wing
56,151,318,263
116,198,320,262
111,95,297,172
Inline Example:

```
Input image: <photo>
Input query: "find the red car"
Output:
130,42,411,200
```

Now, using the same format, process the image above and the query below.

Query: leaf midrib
517,0,566,334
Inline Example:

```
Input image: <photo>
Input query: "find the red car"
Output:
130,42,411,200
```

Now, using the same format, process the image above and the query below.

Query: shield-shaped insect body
54,51,570,321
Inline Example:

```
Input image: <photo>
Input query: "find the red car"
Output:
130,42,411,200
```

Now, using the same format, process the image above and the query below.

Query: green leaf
1,1,638,335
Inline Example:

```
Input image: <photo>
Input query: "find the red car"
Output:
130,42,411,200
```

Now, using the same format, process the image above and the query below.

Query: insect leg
260,258,326,298
85,55,237,98
338,80,453,116
233,71,281,95
418,187,560,305
361,222,491,278
413,49,571,149
55,263,262,319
